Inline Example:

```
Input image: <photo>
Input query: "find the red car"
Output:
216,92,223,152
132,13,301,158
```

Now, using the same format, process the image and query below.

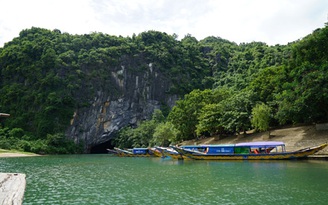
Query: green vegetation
115,25,328,147
251,103,271,132
1,25,328,151
0,148,37,156
0,127,83,154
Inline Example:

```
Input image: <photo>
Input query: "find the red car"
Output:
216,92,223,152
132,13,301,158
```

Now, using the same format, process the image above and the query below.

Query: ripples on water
1,155,328,205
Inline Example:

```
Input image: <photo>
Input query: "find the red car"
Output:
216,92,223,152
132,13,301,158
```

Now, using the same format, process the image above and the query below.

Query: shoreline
0,152,41,158
308,154,328,160
1,151,327,160
182,125,328,155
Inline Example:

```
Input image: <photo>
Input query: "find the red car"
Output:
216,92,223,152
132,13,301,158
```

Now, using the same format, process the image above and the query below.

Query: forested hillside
0,25,327,153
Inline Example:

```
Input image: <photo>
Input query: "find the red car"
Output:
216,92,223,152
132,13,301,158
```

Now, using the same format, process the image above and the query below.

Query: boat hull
163,151,185,160
116,153,153,157
149,148,165,158
172,143,327,160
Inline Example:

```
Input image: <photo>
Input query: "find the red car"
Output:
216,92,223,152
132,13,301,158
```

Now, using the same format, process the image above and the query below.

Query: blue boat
171,141,327,160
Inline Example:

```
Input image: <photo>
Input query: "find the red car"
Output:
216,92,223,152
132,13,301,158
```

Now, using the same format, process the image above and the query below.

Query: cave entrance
89,140,114,154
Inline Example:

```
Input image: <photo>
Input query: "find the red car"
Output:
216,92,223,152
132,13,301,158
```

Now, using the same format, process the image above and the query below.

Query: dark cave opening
89,140,114,154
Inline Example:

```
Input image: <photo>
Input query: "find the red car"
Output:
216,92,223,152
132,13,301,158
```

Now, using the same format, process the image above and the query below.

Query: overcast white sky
0,0,327,47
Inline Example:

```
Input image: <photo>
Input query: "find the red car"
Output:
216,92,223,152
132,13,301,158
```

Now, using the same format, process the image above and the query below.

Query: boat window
234,147,250,154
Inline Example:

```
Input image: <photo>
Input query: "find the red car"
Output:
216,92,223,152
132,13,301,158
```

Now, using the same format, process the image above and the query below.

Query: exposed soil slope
182,125,328,155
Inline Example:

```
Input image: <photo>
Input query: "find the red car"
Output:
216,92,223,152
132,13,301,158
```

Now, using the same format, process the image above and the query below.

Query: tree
152,122,179,146
248,66,285,103
113,126,134,148
196,103,224,136
220,90,255,134
167,89,213,141
251,103,271,132
151,109,165,123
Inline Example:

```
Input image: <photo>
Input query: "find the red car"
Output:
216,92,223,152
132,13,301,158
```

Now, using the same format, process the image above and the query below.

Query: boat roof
205,144,235,147
181,144,234,148
133,148,149,150
235,141,285,147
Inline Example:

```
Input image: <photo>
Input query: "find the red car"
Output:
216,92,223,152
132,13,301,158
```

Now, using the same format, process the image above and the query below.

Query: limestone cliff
66,61,178,152
0,29,212,153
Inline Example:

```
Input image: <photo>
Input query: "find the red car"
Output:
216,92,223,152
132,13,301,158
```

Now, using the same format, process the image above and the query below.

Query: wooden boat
171,141,328,160
154,145,210,160
113,147,155,157
0,113,10,117
106,148,119,155
149,147,166,158
154,146,185,160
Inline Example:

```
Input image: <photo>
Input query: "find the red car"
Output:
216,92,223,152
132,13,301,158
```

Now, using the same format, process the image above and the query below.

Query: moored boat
106,148,119,155
154,145,210,160
149,147,166,158
171,141,327,160
113,147,154,157
154,146,185,160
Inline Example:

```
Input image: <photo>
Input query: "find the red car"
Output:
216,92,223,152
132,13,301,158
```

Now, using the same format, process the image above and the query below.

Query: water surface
1,155,327,204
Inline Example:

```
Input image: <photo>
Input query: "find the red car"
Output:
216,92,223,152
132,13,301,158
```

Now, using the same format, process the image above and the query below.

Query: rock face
66,62,178,152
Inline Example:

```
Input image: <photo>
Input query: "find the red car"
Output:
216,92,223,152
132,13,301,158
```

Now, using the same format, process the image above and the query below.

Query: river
1,155,328,205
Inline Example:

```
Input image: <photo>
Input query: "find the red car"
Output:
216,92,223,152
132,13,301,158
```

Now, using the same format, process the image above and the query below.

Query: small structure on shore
0,173,26,205
0,113,10,128
0,113,10,117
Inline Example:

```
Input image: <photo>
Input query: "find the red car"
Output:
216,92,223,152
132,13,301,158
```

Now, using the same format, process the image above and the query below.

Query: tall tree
251,103,271,132
152,122,179,146
168,89,213,141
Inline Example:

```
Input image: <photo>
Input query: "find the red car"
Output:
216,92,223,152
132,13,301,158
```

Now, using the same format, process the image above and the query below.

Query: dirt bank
182,125,328,155
0,149,41,158
0,153,40,158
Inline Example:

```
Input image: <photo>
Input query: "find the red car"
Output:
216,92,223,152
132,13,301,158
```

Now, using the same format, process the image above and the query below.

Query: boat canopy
175,142,287,155
181,144,234,148
235,141,285,147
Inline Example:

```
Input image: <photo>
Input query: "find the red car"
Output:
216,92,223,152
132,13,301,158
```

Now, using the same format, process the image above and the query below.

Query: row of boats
107,141,327,160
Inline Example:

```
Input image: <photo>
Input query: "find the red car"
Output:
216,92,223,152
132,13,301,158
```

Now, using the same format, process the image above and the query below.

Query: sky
0,0,327,47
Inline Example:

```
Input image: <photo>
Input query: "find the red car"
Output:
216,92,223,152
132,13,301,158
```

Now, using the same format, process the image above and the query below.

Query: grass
0,149,38,155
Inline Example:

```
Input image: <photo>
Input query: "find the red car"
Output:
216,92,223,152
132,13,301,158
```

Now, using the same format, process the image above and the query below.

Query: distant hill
1,25,328,153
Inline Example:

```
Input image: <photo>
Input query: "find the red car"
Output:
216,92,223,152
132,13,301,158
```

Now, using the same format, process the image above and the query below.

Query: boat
149,147,166,158
170,141,328,160
106,148,119,155
0,113,10,117
113,147,155,157
154,146,185,160
154,145,210,160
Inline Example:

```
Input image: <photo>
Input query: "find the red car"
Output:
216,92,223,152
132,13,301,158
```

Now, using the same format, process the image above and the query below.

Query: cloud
192,0,328,44
0,0,97,45
258,0,327,44
89,0,210,38
0,0,327,47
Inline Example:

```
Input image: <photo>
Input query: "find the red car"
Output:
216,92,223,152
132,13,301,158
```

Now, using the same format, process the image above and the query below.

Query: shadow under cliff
89,140,114,154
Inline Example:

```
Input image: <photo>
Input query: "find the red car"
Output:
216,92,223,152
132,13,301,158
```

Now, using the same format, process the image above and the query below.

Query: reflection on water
1,155,328,205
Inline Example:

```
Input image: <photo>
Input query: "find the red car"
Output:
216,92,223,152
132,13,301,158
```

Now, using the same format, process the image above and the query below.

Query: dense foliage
1,25,328,151
0,127,83,154
115,25,328,146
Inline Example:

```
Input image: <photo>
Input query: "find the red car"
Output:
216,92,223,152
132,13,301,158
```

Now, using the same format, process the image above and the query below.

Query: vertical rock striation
66,61,178,152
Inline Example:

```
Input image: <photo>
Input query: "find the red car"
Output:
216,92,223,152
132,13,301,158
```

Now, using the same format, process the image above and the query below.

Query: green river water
1,155,328,205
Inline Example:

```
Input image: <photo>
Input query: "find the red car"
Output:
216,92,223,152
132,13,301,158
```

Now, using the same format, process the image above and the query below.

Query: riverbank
0,149,40,158
181,124,328,155
1,125,327,157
